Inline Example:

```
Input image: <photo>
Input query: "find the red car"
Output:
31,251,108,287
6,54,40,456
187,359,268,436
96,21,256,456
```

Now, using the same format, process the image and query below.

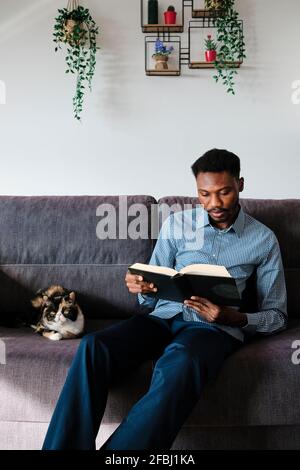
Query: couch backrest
0,196,299,322
0,196,156,321
158,197,300,318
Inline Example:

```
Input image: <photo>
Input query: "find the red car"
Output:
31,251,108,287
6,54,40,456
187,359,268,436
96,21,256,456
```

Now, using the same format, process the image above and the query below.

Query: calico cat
30,285,85,340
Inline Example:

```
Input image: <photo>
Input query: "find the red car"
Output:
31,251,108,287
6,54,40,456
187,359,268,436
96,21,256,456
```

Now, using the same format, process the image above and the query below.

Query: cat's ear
69,292,76,302
31,296,43,308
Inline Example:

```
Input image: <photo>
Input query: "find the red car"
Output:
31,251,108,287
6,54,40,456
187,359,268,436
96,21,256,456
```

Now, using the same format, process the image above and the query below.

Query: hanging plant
206,0,246,95
53,0,99,120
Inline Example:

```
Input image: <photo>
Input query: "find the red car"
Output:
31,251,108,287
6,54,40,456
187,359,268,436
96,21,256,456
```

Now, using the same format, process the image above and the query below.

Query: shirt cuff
241,312,261,335
138,292,154,305
137,292,146,304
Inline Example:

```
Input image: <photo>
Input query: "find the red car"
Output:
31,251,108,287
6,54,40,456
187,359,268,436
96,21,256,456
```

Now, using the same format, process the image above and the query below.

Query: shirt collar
203,205,245,237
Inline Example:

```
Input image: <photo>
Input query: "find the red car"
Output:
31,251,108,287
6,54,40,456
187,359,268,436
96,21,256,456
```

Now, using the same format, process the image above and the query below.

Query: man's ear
238,177,244,193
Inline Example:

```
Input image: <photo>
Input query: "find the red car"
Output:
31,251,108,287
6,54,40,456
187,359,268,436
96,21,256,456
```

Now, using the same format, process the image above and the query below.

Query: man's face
196,171,244,226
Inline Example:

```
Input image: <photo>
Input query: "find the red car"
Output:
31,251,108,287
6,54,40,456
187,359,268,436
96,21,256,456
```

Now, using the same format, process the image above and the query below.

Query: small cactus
167,5,175,12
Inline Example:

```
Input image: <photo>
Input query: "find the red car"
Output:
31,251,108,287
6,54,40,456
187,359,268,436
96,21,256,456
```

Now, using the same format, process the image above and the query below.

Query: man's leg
42,314,172,450
101,319,241,450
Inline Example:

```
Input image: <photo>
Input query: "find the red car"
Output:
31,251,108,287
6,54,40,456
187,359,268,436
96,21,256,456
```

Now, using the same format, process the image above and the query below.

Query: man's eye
200,193,209,197
220,191,230,196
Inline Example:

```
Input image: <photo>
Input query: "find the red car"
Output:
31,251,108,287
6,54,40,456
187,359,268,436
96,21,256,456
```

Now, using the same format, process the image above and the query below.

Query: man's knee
79,331,109,356
163,342,200,369
80,331,97,347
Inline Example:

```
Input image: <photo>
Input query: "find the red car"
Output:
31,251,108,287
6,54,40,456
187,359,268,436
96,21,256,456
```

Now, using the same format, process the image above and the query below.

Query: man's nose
210,195,223,208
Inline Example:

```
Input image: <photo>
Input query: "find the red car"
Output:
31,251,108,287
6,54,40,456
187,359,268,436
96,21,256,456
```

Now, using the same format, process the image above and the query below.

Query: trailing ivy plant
205,0,246,95
53,2,99,120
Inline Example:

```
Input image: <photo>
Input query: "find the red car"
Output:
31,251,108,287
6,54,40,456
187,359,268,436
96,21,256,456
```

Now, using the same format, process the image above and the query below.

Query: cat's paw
43,331,62,341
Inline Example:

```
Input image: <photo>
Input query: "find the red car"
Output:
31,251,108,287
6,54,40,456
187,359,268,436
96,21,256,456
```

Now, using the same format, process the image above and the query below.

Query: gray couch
0,195,299,450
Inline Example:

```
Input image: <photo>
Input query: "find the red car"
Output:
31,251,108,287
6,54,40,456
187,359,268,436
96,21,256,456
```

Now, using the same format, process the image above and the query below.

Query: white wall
0,0,299,199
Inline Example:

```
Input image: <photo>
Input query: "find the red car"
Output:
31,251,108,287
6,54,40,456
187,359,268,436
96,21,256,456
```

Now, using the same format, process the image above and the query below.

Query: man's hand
184,296,247,327
125,272,158,295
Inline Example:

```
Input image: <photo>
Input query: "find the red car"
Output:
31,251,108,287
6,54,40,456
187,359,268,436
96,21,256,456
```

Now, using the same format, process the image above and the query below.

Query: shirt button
213,254,216,257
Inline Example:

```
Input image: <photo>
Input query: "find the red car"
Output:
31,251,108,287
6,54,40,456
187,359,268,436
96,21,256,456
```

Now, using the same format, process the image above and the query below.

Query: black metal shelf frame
140,1,244,75
141,0,186,33
188,18,244,67
145,35,181,76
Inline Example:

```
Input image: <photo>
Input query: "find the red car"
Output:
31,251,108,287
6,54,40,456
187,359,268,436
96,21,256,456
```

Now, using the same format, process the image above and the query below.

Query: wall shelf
192,9,225,18
142,24,184,33
145,35,181,76
189,61,242,69
146,70,181,76
141,0,185,33
188,19,244,69
141,1,244,77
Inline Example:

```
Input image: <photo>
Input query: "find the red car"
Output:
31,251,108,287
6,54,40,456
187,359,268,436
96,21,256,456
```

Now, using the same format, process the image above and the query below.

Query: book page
129,263,178,277
179,264,231,277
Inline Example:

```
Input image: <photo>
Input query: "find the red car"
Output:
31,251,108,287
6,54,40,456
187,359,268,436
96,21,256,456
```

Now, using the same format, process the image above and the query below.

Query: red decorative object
205,50,217,62
164,11,177,24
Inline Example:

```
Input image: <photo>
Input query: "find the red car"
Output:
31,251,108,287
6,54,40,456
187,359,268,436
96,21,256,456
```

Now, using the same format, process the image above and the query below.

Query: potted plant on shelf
164,5,177,25
204,34,217,62
205,0,223,10
210,0,246,95
152,39,174,70
53,0,99,120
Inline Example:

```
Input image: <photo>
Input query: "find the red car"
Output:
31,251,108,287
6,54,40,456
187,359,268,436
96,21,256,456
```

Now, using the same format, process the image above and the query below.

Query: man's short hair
191,149,240,179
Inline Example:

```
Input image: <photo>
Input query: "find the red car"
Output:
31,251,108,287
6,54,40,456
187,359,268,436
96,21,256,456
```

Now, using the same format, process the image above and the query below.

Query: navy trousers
42,313,241,450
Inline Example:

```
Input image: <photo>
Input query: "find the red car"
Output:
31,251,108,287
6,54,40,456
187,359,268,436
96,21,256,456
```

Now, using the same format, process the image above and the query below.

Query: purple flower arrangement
153,38,174,57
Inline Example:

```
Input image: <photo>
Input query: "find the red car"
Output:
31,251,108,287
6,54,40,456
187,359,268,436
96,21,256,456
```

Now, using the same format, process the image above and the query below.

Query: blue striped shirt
138,206,287,342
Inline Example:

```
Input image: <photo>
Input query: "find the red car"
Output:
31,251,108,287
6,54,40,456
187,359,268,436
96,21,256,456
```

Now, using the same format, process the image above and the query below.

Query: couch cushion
186,319,300,426
1,319,300,427
0,320,152,424
158,197,300,317
0,196,156,320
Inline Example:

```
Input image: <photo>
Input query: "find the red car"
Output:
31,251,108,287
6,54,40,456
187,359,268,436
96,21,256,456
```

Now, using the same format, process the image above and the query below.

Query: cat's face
42,297,58,323
59,292,78,322
41,292,78,325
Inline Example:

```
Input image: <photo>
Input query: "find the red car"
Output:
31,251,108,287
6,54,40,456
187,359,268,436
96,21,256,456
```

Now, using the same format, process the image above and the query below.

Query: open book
128,263,241,306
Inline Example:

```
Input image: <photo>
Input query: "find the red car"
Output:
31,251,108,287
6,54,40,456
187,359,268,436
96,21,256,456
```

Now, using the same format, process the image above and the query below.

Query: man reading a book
43,149,287,450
